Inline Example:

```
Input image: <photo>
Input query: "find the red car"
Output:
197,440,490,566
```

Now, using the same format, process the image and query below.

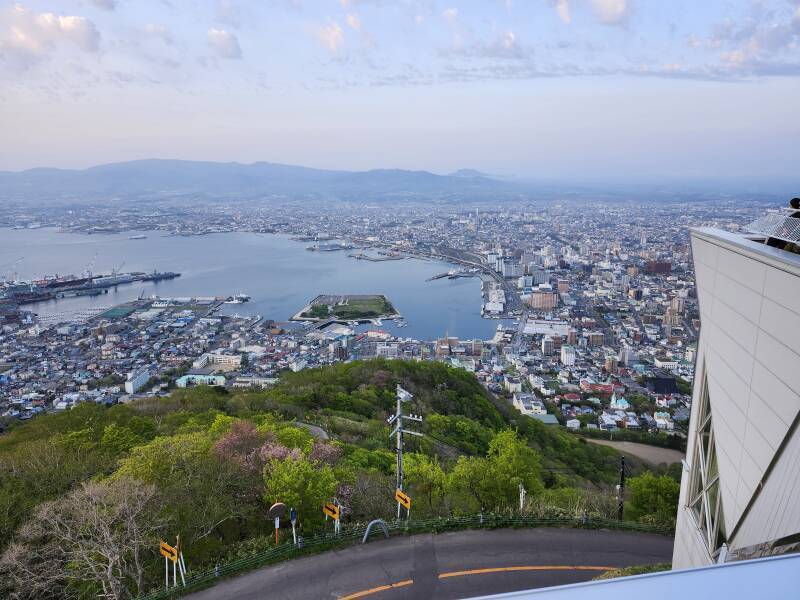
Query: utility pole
616,455,626,520
389,385,422,519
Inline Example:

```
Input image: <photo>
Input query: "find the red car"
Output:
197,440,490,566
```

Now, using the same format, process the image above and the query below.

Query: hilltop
0,359,678,599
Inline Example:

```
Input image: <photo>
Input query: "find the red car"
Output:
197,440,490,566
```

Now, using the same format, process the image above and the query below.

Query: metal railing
138,514,673,599
745,212,800,244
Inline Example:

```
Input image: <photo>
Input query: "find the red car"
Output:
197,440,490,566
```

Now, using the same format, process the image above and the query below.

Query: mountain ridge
0,159,514,202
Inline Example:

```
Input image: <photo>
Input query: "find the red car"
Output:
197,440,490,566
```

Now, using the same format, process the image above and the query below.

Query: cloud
697,5,800,73
550,0,627,26
442,7,458,23
318,22,344,53
144,23,172,45
89,0,117,10
346,14,361,31
207,27,242,59
589,0,629,26
215,0,244,29
553,0,570,25
0,4,101,59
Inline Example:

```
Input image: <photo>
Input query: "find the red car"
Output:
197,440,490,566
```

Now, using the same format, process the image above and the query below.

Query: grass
592,562,671,580
302,295,396,320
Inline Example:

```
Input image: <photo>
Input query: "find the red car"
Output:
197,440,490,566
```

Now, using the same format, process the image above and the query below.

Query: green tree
447,430,544,513
404,453,447,516
625,471,680,526
100,424,142,454
276,426,314,452
263,456,337,530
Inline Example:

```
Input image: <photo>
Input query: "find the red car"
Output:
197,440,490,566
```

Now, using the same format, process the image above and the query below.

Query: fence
139,514,672,599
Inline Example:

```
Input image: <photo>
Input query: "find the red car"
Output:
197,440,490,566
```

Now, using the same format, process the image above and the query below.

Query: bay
0,228,500,340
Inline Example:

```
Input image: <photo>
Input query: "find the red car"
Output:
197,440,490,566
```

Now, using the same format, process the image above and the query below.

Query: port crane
0,257,23,284
83,252,98,279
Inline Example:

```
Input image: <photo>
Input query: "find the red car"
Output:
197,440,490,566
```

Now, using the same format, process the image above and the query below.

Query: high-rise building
673,218,800,569
560,345,576,366
528,291,558,310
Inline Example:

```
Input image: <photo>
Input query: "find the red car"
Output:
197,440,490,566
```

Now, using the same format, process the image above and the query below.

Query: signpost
268,502,287,545
158,538,186,588
323,501,341,535
290,507,298,546
323,502,340,520
395,489,411,519
176,536,186,587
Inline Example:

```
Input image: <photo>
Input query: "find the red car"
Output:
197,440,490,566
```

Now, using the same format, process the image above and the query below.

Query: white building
192,353,242,371
673,223,800,569
560,345,576,366
124,368,150,394
513,393,546,415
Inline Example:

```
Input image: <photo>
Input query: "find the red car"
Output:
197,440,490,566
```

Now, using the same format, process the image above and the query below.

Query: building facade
673,227,800,568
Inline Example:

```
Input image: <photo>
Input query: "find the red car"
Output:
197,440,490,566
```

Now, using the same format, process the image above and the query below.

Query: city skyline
1,0,799,182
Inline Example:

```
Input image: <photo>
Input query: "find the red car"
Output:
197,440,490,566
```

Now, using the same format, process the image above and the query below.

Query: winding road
186,528,673,600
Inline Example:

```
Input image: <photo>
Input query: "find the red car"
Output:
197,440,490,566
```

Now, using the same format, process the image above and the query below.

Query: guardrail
139,514,673,599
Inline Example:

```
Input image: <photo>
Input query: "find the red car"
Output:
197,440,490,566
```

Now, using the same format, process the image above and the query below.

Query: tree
100,424,142,454
404,453,447,516
0,477,163,600
447,430,544,513
263,456,337,530
625,471,680,526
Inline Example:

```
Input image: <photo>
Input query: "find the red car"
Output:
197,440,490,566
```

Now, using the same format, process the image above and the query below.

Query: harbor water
0,229,501,340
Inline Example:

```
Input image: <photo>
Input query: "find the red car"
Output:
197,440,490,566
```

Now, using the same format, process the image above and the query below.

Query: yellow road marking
338,565,614,598
339,579,414,599
438,565,614,578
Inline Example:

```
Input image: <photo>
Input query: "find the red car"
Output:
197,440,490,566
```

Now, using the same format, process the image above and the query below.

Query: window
687,373,726,559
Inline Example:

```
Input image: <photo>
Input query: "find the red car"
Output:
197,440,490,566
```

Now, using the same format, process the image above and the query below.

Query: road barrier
138,515,673,599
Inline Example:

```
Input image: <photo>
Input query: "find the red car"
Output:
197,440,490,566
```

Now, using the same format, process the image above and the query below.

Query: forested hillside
0,359,678,599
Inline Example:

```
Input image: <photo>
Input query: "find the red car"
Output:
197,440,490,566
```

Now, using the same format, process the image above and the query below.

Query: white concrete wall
674,228,800,568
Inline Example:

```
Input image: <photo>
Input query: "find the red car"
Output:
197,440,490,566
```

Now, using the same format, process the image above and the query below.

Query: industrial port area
0,260,180,306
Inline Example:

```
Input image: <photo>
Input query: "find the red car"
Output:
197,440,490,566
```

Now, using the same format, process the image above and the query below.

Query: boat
224,293,251,304
129,235,147,240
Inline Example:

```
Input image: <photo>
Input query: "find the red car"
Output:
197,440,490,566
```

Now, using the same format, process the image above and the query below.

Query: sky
1,0,799,182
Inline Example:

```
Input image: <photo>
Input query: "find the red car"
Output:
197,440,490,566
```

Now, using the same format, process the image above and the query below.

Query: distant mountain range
0,159,516,202
3,159,795,204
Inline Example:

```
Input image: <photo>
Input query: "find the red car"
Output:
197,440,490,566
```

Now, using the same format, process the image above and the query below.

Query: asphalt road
586,439,684,466
186,528,673,600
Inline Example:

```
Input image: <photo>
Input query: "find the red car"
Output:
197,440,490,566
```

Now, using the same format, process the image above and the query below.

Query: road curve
186,528,673,600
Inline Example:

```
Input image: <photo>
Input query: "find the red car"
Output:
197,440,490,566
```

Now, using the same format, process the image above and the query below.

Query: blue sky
1,0,799,182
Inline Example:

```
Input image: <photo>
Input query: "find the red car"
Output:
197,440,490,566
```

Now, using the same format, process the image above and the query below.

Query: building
673,222,800,569
645,260,672,274
585,331,604,347
560,345,576,366
192,352,242,371
124,368,150,394
528,291,558,310
513,393,547,415
175,373,226,388
655,356,679,372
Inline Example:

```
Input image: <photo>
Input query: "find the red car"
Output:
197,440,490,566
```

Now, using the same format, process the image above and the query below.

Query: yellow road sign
159,540,178,563
323,502,340,520
395,489,411,510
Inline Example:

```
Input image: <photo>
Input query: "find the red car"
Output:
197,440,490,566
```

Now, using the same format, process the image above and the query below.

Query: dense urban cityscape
0,198,766,437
